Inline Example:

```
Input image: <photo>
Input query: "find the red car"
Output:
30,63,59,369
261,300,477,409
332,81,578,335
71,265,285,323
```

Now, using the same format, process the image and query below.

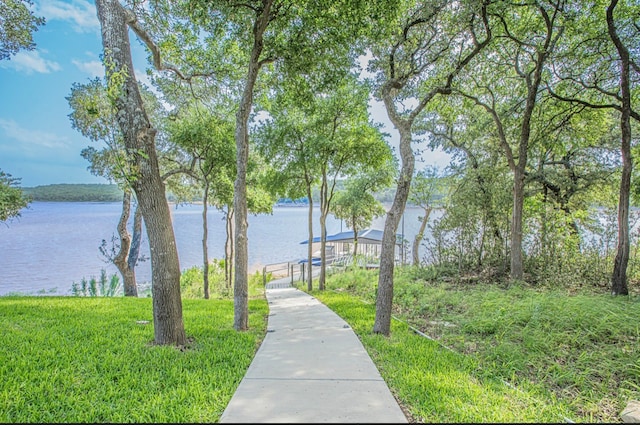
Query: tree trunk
318,169,330,291
374,124,414,336
233,1,272,330
127,202,143,274
225,206,234,291
202,182,210,299
412,207,431,267
608,0,631,296
233,120,249,330
510,167,526,280
113,189,137,296
306,186,314,291
96,0,185,346
352,227,359,258
319,202,327,291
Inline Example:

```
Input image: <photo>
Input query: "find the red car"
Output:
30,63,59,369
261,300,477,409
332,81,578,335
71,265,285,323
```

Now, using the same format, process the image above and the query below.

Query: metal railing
262,261,302,286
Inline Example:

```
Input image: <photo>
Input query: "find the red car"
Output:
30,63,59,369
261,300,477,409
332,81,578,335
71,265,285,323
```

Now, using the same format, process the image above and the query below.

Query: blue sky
0,0,451,188
0,0,152,187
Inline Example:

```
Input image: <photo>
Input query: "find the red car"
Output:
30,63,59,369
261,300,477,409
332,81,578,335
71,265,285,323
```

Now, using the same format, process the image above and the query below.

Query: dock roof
299,228,402,245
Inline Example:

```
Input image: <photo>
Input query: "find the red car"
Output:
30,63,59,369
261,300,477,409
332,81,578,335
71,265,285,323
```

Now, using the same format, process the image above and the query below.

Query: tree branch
122,5,215,82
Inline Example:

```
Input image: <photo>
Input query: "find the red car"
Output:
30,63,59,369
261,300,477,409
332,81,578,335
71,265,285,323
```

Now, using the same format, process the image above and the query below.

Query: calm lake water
1,202,431,296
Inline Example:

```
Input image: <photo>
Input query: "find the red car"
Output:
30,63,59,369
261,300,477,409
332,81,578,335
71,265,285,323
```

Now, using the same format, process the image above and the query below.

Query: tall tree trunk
225,206,234,291
306,185,314,291
352,225,359,258
233,0,273,330
96,0,185,346
510,168,526,280
608,0,631,296
374,124,414,336
319,173,328,291
233,120,249,330
412,207,431,267
202,182,210,299
319,212,327,290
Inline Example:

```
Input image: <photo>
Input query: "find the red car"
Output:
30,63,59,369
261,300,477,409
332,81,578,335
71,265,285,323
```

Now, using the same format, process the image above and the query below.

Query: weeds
71,269,120,297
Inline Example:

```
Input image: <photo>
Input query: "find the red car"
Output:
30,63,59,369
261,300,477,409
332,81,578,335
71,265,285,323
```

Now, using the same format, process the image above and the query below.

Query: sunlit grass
309,267,640,423
0,296,268,423
309,288,572,423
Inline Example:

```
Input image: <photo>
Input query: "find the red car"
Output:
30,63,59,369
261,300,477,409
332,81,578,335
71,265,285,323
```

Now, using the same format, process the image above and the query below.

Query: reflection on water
0,202,434,296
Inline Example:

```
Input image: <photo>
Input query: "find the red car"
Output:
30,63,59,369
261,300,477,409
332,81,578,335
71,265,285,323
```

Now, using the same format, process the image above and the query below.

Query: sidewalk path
219,278,408,423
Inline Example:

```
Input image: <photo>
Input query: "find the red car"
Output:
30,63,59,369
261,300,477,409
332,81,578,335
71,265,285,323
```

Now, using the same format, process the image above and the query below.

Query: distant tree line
18,181,447,205
22,184,124,202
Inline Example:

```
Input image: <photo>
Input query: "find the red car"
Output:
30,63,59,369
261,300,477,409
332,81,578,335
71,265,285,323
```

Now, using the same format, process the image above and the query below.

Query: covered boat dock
299,228,405,268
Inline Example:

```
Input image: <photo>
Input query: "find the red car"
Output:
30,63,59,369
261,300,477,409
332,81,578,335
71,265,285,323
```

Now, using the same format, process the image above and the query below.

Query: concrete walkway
219,278,408,423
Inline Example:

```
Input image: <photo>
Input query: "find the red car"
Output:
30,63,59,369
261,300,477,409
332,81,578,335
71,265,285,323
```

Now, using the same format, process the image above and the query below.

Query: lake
1,202,432,296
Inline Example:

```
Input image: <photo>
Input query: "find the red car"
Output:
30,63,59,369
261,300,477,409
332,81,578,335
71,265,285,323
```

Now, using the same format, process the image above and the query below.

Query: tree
547,0,639,295
0,0,45,60
0,169,30,223
256,73,394,289
368,0,492,336
408,166,441,266
95,0,186,346
67,78,146,297
425,94,511,268
168,107,235,298
314,76,394,290
456,0,566,281
332,168,392,258
255,81,322,290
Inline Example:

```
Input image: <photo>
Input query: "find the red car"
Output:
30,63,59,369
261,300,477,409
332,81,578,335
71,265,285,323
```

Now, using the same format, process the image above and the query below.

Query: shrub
71,269,120,297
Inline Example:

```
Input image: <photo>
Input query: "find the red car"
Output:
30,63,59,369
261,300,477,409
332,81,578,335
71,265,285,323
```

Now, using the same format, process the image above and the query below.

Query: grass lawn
2,266,638,423
308,267,640,423
0,296,268,423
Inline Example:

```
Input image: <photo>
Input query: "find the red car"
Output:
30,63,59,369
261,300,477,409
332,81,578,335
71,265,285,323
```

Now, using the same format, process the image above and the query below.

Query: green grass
308,267,640,423
3,265,638,423
0,296,268,423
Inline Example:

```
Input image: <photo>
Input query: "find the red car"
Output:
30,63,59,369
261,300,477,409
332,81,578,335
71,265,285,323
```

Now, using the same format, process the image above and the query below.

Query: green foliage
425,188,640,289
167,107,236,207
180,260,265,300
332,187,385,238
0,0,45,60
0,169,30,222
22,184,124,202
0,296,268,422
71,269,121,297
103,51,129,105
315,269,640,422
180,261,227,299
67,77,168,188
409,166,444,208
255,72,393,203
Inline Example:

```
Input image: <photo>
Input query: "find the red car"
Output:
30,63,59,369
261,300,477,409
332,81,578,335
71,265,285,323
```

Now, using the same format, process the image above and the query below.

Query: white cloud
72,59,104,78
0,50,61,74
0,119,70,150
37,0,99,33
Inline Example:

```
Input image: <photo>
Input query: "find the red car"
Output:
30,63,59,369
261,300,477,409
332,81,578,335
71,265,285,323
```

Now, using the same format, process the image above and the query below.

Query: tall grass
179,261,266,300
311,267,640,423
0,296,268,423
